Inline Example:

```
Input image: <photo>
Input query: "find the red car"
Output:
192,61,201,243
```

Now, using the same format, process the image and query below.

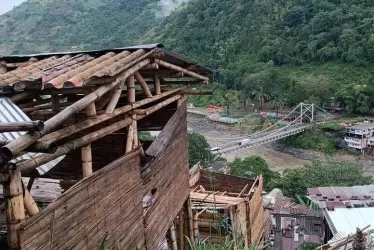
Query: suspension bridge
211,103,335,155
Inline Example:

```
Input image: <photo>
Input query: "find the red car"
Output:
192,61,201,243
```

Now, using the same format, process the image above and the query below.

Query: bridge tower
299,102,314,124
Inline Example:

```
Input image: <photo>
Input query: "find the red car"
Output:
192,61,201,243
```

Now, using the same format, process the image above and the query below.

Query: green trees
274,160,372,197
188,133,215,167
228,156,280,191
337,83,374,114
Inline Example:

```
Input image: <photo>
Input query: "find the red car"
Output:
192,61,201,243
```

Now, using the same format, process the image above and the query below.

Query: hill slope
2,0,374,113
0,0,161,54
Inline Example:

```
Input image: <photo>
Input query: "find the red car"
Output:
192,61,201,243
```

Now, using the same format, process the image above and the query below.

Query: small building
344,124,374,150
307,185,374,242
188,167,264,248
264,189,324,250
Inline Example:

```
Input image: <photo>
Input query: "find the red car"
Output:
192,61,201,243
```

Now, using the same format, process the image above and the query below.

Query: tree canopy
188,133,215,167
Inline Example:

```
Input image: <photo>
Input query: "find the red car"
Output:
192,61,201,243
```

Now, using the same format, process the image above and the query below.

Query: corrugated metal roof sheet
326,207,374,238
0,97,64,175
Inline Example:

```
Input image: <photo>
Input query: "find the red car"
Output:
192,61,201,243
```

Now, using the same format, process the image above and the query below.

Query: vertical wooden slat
179,210,184,250
193,213,199,242
170,223,178,250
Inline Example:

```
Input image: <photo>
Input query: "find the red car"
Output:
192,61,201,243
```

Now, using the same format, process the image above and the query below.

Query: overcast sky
0,0,26,15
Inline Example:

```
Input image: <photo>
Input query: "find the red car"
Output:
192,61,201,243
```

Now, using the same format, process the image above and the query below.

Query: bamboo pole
193,213,199,242
0,139,57,154
81,89,96,178
0,121,44,133
81,145,93,177
106,81,125,113
177,96,184,107
144,95,181,115
95,90,114,110
24,189,39,216
179,210,185,250
0,59,150,161
134,71,152,97
140,63,159,70
39,88,183,144
127,75,135,103
3,167,25,250
154,59,209,82
187,199,194,243
51,93,61,112
238,184,249,197
170,223,178,250
154,75,161,95
18,98,52,109
18,118,133,175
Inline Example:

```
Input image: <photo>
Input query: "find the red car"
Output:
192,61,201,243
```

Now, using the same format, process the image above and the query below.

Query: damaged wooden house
0,44,210,250
187,166,264,249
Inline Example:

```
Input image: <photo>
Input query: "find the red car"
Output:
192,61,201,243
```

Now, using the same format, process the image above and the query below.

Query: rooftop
347,124,374,130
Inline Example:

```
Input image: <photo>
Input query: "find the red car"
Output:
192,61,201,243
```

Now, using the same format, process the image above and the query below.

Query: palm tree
269,96,286,116
252,87,270,111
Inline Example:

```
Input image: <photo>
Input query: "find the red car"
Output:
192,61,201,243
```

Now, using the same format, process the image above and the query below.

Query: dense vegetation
3,0,374,113
0,0,160,54
229,156,372,197
188,132,215,167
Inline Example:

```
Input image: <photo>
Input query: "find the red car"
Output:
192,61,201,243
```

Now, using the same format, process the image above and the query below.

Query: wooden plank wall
143,101,189,249
18,102,190,250
198,170,255,193
248,176,264,246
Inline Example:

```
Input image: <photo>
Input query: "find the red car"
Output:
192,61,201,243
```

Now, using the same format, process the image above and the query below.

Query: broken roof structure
188,167,264,248
0,44,210,250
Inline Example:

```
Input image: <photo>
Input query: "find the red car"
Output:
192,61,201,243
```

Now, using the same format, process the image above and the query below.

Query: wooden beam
82,89,96,178
0,59,150,161
95,90,114,111
105,81,125,114
237,184,249,197
24,189,39,216
134,71,152,97
10,91,34,103
19,118,133,175
179,210,185,250
3,166,25,250
0,121,44,133
0,139,56,154
140,63,159,70
39,88,183,144
126,123,134,153
132,114,138,149
154,59,209,82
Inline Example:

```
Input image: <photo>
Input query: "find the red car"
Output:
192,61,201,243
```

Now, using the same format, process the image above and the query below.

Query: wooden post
51,93,61,112
126,124,134,153
177,95,185,107
229,207,237,250
183,202,190,250
127,75,135,103
132,114,138,148
154,75,161,95
187,199,194,243
3,166,25,250
193,213,199,242
179,210,185,250
24,189,39,216
170,223,178,250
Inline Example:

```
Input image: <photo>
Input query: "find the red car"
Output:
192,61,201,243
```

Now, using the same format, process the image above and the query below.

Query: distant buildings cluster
344,118,374,151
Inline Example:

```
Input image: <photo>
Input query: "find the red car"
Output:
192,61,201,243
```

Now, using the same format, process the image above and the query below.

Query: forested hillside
146,0,374,113
2,0,374,113
0,0,160,54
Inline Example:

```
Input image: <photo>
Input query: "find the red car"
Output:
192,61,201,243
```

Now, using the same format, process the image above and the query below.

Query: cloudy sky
0,0,26,15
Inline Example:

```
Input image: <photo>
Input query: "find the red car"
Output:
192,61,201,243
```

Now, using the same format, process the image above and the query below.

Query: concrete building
344,124,374,150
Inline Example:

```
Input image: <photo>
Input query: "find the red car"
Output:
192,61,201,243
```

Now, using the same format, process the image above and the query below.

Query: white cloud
158,0,188,17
